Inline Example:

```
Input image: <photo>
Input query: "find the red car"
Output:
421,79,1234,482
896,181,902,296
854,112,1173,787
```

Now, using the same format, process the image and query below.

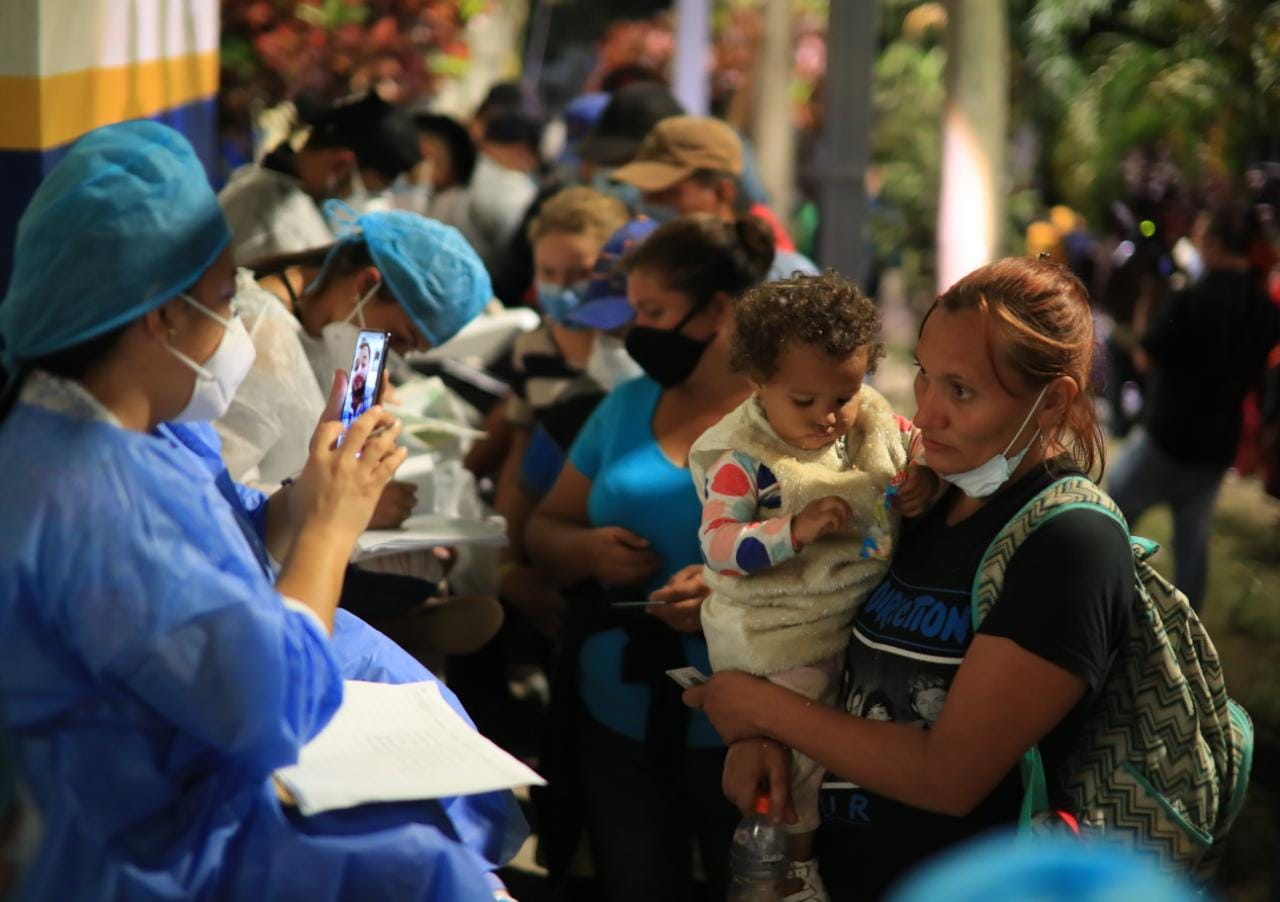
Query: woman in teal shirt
527,213,775,901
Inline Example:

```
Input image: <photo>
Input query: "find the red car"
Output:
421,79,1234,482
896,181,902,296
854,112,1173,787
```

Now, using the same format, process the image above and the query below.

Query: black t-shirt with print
816,461,1134,899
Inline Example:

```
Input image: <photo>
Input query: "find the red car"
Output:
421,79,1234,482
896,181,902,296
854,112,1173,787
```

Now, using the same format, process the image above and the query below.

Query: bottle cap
753,792,770,816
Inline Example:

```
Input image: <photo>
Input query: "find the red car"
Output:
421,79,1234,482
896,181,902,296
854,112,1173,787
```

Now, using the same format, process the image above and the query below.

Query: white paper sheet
388,409,488,442
275,680,545,816
352,515,508,562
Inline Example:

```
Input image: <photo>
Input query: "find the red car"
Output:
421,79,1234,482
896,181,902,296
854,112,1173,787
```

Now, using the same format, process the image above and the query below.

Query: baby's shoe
783,858,829,902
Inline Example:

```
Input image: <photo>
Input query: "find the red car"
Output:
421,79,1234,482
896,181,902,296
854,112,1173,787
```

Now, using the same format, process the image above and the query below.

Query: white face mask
585,332,644,390
319,280,380,380
939,384,1049,498
165,293,257,422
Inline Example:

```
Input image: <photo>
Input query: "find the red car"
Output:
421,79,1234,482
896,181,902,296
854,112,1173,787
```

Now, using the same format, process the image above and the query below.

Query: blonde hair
527,186,628,246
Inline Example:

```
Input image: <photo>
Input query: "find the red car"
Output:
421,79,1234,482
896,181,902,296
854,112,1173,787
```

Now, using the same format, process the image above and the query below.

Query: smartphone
339,329,391,434
665,666,709,689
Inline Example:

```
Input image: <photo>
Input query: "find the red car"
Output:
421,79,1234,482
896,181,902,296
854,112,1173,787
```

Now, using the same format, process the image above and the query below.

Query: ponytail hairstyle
243,240,377,305
622,213,775,309
927,256,1105,477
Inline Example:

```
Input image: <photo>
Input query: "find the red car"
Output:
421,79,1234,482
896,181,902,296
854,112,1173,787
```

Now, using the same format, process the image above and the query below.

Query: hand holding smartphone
337,329,391,445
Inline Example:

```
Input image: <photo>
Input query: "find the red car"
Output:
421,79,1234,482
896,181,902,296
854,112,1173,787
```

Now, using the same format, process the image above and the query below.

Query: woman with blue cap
0,120,524,901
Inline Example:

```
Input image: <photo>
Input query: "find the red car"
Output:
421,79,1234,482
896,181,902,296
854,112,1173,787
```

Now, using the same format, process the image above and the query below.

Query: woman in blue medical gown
0,121,525,901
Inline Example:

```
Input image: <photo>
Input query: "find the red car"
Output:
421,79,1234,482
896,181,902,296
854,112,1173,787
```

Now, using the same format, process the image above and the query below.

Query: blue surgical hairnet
323,201,491,347
0,121,231,371
886,833,1199,902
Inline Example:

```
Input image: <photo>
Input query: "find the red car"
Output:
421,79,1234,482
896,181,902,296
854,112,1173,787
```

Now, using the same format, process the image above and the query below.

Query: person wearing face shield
219,92,422,265
0,121,525,902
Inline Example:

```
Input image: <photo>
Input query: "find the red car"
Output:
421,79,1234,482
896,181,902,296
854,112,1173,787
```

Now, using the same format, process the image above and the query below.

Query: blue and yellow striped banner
0,0,220,290
0,50,218,152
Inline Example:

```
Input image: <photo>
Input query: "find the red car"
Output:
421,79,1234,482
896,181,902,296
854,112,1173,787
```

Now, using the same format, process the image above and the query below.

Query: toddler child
689,272,939,902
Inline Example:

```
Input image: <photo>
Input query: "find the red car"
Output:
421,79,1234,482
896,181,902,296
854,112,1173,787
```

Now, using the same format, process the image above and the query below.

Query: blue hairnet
886,833,1199,902
0,121,231,370
323,201,491,347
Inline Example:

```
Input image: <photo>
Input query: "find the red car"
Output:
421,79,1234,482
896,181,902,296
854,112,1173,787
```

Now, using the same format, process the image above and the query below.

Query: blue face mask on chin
536,280,591,327
939,384,1049,498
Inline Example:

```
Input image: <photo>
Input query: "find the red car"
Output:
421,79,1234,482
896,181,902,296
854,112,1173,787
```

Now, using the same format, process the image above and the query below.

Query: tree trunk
936,0,1008,292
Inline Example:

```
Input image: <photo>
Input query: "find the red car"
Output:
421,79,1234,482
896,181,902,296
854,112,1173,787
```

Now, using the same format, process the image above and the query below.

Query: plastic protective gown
219,164,334,264
0,380,525,901
214,269,328,489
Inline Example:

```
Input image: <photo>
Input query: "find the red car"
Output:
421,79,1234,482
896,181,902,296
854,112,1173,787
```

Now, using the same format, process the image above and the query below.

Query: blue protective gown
0,384,525,901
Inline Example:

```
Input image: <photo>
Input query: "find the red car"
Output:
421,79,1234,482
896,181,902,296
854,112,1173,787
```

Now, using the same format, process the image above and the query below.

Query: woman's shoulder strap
971,475,1130,629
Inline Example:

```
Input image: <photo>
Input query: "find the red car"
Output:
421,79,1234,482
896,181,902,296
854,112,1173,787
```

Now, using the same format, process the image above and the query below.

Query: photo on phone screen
340,330,391,432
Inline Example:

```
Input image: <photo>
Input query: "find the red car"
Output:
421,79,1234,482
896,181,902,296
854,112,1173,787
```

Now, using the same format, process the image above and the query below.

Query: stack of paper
387,408,488,442
352,515,507,562
275,680,545,816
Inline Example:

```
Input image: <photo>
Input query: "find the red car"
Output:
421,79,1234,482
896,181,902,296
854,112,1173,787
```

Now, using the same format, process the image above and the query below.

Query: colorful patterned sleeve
700,450,797,576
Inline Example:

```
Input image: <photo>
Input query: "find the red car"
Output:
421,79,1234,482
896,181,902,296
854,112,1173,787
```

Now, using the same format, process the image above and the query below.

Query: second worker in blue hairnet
213,201,503,654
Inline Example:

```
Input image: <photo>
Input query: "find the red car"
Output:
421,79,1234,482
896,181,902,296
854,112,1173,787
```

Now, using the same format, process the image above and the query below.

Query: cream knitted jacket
688,387,908,674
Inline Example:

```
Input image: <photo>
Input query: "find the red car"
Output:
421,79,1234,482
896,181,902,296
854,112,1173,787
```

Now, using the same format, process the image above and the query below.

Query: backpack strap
970,474,1132,831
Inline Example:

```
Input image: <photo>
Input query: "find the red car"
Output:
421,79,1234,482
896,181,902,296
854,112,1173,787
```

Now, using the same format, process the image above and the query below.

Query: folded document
275,680,545,815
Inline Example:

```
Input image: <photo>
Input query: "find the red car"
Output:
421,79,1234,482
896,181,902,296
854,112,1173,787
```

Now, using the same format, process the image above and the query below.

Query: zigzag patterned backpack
973,475,1253,880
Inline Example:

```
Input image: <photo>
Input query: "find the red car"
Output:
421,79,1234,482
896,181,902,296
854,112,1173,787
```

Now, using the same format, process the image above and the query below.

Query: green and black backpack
973,475,1253,880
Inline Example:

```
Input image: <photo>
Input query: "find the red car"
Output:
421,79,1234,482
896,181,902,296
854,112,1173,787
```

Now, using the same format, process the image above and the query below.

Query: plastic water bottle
726,792,788,901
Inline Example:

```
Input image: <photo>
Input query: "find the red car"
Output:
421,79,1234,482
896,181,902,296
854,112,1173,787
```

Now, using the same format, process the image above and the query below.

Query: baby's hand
892,464,941,518
791,496,853,547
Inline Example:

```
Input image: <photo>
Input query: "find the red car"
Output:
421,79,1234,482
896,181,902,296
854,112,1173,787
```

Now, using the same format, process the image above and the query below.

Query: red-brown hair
926,257,1105,476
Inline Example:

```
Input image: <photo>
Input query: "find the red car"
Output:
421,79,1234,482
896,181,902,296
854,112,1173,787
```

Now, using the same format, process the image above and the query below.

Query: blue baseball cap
0,121,231,370
567,217,658,330
560,92,611,163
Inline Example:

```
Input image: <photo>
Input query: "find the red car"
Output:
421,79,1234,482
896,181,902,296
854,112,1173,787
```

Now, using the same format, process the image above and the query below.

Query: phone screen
340,329,391,432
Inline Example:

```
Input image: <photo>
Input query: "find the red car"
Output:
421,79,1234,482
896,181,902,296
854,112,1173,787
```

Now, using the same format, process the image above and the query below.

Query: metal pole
819,0,877,284
672,0,710,116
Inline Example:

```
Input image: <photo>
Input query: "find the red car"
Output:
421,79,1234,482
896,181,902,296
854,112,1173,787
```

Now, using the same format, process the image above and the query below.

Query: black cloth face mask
624,304,714,388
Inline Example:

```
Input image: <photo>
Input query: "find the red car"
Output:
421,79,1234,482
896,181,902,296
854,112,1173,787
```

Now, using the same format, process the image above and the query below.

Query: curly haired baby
689,272,939,900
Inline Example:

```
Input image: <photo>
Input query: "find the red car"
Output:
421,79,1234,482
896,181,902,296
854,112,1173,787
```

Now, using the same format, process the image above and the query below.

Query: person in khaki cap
612,116,818,282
